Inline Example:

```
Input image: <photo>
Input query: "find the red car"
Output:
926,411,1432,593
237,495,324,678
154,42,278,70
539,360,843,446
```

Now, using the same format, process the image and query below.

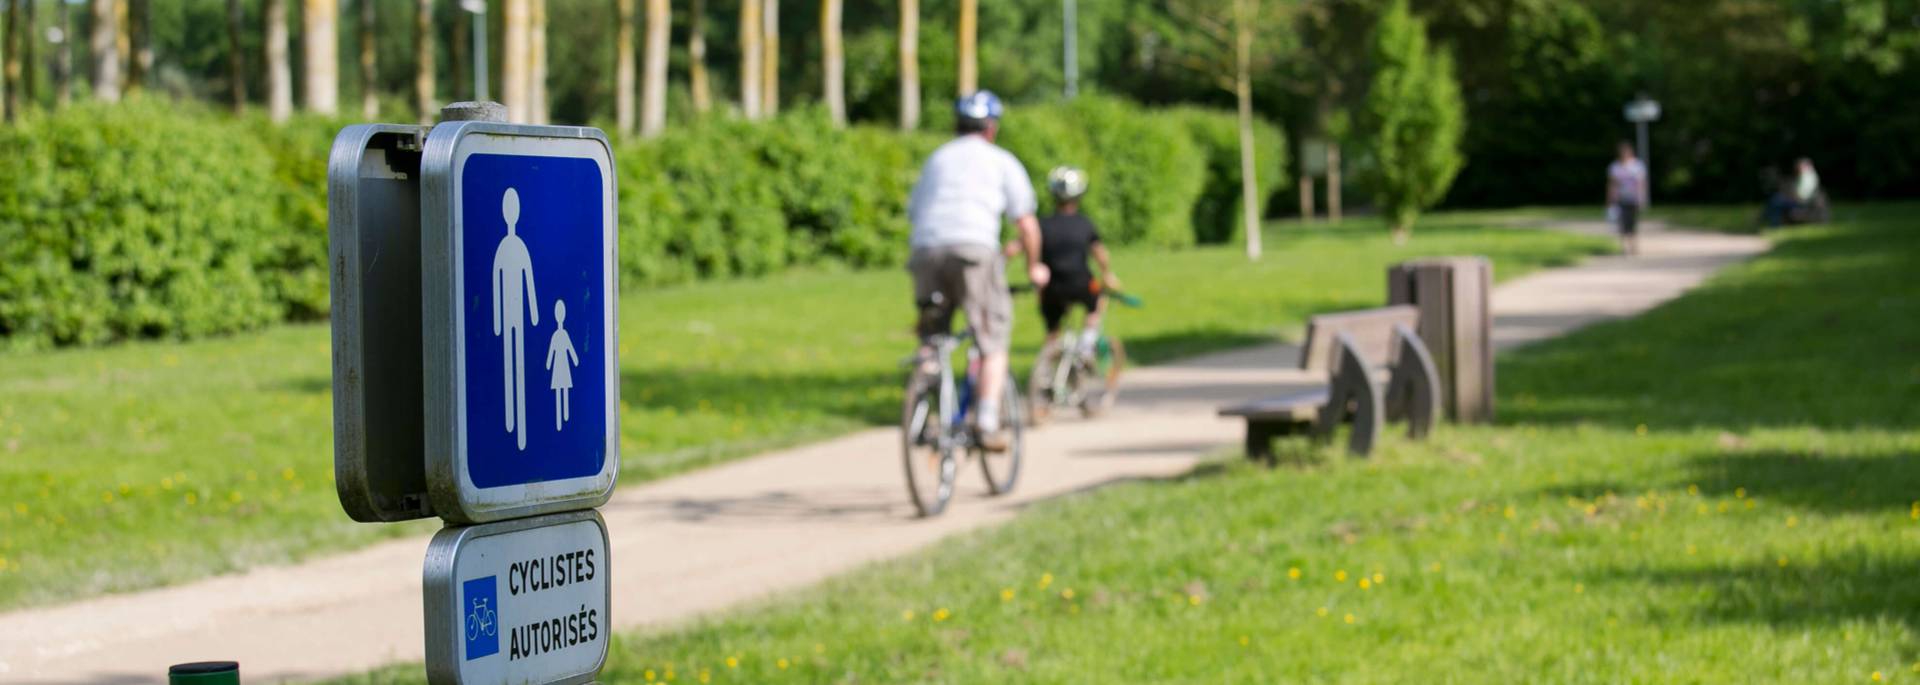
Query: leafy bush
1169,106,1288,245
0,99,290,348
1000,95,1208,249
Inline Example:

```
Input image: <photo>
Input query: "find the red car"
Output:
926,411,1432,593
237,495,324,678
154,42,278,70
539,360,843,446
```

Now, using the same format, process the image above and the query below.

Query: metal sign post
328,103,620,685
1624,95,1661,205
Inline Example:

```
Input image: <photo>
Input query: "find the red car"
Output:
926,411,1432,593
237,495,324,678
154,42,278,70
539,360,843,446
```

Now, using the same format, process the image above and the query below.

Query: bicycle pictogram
467,596,497,641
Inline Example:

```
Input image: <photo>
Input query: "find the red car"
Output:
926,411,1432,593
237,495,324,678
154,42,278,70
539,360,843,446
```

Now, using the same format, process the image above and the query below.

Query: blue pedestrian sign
422,123,619,523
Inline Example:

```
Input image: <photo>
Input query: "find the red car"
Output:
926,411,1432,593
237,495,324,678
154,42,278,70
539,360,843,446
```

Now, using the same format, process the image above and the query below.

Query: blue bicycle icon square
462,576,501,660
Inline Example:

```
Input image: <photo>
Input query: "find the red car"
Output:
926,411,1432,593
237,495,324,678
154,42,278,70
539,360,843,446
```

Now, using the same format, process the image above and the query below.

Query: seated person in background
1765,158,1822,226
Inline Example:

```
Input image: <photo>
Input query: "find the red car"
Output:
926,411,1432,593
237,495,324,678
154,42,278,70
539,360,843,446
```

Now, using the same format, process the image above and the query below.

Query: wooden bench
1218,305,1441,459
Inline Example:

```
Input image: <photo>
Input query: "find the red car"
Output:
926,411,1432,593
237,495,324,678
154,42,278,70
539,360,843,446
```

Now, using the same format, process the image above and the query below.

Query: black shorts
1039,280,1100,333
1615,201,1640,235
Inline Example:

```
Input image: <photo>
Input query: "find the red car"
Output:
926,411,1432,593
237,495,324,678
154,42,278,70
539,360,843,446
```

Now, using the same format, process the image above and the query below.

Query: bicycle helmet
955,90,1004,123
1047,166,1089,201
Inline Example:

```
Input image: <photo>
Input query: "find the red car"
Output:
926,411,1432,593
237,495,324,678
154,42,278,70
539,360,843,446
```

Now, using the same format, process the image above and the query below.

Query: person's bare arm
1015,214,1049,288
1091,242,1119,289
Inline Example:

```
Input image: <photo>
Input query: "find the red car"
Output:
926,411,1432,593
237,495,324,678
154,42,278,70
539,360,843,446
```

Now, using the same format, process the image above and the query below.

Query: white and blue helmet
955,90,1005,123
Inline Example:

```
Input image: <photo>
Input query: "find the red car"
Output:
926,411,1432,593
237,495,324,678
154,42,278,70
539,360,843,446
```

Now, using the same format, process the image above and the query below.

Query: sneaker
976,426,1011,453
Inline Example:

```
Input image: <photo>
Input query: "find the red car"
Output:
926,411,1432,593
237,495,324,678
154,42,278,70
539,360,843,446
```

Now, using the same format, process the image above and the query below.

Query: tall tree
89,0,119,102
639,0,667,135
821,0,844,126
266,0,293,120
128,0,150,92
759,0,776,116
688,0,709,113
956,0,975,95
529,0,547,123
56,0,72,107
228,0,248,112
360,0,378,119
303,0,339,114
615,0,636,135
1363,0,1464,242
415,0,435,123
21,0,35,110
739,0,760,118
898,0,918,129
4,0,20,122
502,0,530,121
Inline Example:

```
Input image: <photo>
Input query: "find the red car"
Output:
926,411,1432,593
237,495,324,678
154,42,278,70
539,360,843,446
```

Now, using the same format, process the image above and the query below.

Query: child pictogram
545,299,580,431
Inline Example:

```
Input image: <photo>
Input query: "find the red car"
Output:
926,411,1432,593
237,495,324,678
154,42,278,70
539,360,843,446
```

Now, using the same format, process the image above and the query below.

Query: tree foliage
1361,0,1464,238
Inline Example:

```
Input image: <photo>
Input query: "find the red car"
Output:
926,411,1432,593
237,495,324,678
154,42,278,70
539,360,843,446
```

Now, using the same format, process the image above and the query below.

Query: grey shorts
908,244,1013,355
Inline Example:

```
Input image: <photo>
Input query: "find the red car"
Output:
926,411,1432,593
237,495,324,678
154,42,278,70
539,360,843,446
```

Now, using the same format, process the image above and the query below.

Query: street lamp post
461,0,489,102
1624,95,1661,204
1062,0,1078,99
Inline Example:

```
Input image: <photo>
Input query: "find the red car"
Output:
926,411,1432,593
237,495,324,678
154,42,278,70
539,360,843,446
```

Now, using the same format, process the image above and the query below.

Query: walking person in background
1607,141,1650,256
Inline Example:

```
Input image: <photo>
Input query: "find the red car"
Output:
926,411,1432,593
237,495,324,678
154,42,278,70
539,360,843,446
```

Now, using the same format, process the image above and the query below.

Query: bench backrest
1298,305,1420,373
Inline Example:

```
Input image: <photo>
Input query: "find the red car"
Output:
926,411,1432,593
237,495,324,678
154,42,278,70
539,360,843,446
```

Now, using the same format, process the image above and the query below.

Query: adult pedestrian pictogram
492,188,541,451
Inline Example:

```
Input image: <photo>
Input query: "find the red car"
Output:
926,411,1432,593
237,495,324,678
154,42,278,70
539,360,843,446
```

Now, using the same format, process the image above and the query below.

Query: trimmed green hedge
0,98,1283,347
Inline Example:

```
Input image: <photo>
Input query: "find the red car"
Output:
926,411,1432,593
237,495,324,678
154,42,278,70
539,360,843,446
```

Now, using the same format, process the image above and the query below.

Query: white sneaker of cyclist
1081,328,1100,350
977,401,1001,434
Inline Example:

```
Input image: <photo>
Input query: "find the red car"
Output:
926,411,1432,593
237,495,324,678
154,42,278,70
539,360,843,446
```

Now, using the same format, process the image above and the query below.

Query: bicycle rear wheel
901,371,956,517
980,372,1024,495
1081,336,1126,418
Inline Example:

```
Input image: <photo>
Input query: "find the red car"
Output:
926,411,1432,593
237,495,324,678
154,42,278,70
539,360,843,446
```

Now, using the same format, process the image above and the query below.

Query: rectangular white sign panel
424,510,611,685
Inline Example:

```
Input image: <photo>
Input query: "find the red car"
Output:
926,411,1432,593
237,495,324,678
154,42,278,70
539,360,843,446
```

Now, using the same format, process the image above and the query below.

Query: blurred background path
0,224,1764,684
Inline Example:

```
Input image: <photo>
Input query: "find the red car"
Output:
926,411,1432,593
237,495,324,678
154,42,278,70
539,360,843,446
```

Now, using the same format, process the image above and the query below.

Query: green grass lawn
335,202,1919,683
0,213,1606,611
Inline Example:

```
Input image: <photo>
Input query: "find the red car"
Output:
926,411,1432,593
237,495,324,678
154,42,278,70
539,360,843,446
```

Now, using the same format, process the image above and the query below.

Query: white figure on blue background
545,299,579,431
492,188,540,450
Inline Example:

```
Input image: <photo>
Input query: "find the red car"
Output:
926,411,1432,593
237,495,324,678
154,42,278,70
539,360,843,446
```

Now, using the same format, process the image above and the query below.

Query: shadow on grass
1498,203,1920,434
1677,448,1920,516
620,367,900,427
1599,547,1920,636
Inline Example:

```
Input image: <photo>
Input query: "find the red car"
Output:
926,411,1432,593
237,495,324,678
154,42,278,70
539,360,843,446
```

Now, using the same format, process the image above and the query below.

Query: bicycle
1027,288,1137,425
900,328,1025,518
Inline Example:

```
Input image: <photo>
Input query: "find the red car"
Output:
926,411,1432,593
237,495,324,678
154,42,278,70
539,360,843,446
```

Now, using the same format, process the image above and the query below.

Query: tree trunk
114,0,128,92
360,0,377,119
688,0,708,113
956,0,975,95
129,0,150,92
56,0,73,108
502,0,529,121
897,0,918,130
266,0,292,120
22,0,37,110
1234,0,1260,260
738,0,760,119
228,0,247,113
1327,141,1342,223
415,0,435,124
450,0,468,100
1298,175,1314,222
89,0,119,102
639,0,668,136
614,0,636,135
758,0,776,117
529,0,547,124
303,0,339,114
4,0,20,122
821,0,843,127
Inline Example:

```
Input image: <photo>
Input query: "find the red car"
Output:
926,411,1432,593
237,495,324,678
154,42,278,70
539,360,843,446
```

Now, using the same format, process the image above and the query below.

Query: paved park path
0,223,1766,684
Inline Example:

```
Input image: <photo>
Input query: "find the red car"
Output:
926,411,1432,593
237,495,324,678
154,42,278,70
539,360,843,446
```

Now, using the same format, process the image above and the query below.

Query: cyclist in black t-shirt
1027,166,1119,350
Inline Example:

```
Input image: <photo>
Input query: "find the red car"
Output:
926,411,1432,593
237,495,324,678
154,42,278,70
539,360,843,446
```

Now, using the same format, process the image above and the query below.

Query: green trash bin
169,662,240,685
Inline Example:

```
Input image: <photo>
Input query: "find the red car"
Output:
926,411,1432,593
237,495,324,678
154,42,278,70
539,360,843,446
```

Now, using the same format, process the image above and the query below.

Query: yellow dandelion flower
1358,579,1372,591
726,656,739,669
1287,567,1301,580
1070,604,1081,615
1344,613,1356,624
813,643,825,655
229,491,243,504
1636,424,1648,436
1910,502,1918,520
1686,544,1697,555
699,669,711,684
776,658,790,670
1316,606,1329,618
1696,504,1709,515
1778,556,1789,567
1873,671,1883,681
1238,635,1250,647
1574,583,1584,594
1747,500,1757,510
1372,572,1385,584
1038,572,1054,590
933,607,951,622
902,609,916,622
1503,505,1516,520
0,556,9,572
1188,594,1203,606
1786,516,1799,528
1001,587,1015,602
1061,588,1075,600
1429,562,1443,572
1335,570,1348,582
282,468,297,481
11,502,25,515
1687,484,1700,496
101,492,113,504
644,669,656,682
1735,487,1746,499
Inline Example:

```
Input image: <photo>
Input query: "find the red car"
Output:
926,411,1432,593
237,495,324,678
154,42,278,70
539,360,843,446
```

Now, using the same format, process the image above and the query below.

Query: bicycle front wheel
1027,341,1065,426
980,371,1024,495
901,371,956,517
